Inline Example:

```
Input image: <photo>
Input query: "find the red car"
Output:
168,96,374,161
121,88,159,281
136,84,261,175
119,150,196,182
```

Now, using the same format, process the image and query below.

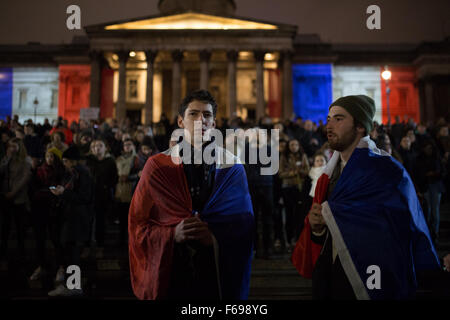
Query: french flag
292,136,441,299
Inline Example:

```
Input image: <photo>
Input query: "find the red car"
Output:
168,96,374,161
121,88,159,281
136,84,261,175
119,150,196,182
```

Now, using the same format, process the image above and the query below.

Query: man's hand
174,216,213,246
443,254,450,272
309,203,326,233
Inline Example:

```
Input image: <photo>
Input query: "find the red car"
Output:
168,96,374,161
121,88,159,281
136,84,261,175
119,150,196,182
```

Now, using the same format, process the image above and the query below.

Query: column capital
253,51,266,62
171,50,184,62
145,50,158,64
226,50,238,62
199,50,212,62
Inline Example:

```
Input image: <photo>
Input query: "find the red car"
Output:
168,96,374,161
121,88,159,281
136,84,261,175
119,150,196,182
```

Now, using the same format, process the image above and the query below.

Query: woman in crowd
278,138,310,250
85,139,118,247
29,148,65,281
114,138,136,246
0,138,32,259
47,131,68,154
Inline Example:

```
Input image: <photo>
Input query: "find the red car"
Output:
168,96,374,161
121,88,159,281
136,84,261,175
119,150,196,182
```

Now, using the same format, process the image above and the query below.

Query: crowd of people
0,110,449,296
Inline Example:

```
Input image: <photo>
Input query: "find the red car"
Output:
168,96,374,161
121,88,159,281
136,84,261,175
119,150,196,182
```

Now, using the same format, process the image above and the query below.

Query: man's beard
328,125,357,152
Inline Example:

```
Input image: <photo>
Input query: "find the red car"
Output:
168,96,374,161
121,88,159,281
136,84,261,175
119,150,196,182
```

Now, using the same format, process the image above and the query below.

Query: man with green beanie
292,95,440,300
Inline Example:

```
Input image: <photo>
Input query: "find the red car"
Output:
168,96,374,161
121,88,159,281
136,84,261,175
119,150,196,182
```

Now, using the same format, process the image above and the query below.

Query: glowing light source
264,53,274,60
129,51,136,57
105,13,278,30
381,69,392,81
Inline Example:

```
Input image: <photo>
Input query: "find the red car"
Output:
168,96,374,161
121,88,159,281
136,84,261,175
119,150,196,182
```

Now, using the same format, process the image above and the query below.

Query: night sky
0,0,449,45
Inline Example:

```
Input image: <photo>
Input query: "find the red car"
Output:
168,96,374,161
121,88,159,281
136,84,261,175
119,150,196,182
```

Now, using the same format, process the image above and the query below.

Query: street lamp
381,66,392,125
33,97,39,123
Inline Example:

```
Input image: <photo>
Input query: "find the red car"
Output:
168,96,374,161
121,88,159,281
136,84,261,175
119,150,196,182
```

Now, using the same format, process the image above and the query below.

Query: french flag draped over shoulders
292,136,441,299
128,143,254,300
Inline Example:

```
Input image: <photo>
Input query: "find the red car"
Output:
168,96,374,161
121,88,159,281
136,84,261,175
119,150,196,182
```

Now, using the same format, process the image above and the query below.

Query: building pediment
102,12,278,31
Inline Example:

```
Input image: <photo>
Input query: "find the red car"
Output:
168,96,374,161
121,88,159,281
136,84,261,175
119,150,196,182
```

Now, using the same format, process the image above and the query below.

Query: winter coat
115,151,136,203
59,164,94,244
0,156,32,206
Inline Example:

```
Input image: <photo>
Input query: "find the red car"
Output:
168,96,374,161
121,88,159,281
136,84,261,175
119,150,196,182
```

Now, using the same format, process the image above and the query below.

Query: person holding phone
47,145,94,297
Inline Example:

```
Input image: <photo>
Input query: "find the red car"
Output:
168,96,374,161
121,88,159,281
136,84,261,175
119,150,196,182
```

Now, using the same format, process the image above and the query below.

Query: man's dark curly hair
178,89,218,118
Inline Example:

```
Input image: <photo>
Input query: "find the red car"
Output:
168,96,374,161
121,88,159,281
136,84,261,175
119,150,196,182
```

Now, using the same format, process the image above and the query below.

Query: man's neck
340,135,364,163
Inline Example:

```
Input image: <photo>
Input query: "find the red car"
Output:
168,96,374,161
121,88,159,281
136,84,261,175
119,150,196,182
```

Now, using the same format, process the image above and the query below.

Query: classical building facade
0,0,449,124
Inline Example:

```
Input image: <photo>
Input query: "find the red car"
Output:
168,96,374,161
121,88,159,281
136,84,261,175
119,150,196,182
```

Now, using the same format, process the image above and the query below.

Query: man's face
92,141,106,158
80,135,91,146
62,158,74,169
304,120,313,132
177,100,216,144
326,106,358,152
407,130,416,143
24,126,33,135
141,145,152,156
123,141,134,153
417,125,426,135
400,137,411,150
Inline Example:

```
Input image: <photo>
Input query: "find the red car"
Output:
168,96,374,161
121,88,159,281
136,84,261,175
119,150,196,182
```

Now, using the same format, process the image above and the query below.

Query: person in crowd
28,148,65,281
24,123,44,168
309,153,327,199
85,139,118,247
47,131,68,154
109,128,123,158
129,136,157,192
397,136,417,182
279,138,310,249
415,123,433,152
133,129,146,151
273,139,287,253
76,130,94,159
128,89,254,300
436,125,450,202
47,146,94,296
292,95,440,300
301,120,323,159
245,129,274,259
415,141,446,243
0,138,32,259
114,138,136,246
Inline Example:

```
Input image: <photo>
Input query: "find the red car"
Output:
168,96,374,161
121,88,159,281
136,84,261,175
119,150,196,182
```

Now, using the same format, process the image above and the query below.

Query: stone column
254,51,265,122
116,51,129,121
282,50,293,120
227,50,238,118
89,50,102,108
199,50,212,90
144,50,158,125
171,50,183,118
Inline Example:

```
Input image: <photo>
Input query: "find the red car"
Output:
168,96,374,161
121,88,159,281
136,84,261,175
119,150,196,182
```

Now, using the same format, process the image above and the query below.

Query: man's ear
177,115,184,129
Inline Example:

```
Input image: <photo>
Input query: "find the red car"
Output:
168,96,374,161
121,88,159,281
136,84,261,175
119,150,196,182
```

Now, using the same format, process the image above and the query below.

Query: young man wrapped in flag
128,90,254,300
291,95,441,300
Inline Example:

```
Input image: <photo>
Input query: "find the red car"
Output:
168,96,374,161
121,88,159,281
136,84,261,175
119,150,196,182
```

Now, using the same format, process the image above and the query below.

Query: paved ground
1,202,450,300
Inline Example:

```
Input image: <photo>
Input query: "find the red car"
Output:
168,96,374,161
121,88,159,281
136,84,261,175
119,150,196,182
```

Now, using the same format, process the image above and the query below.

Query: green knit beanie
329,95,375,134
